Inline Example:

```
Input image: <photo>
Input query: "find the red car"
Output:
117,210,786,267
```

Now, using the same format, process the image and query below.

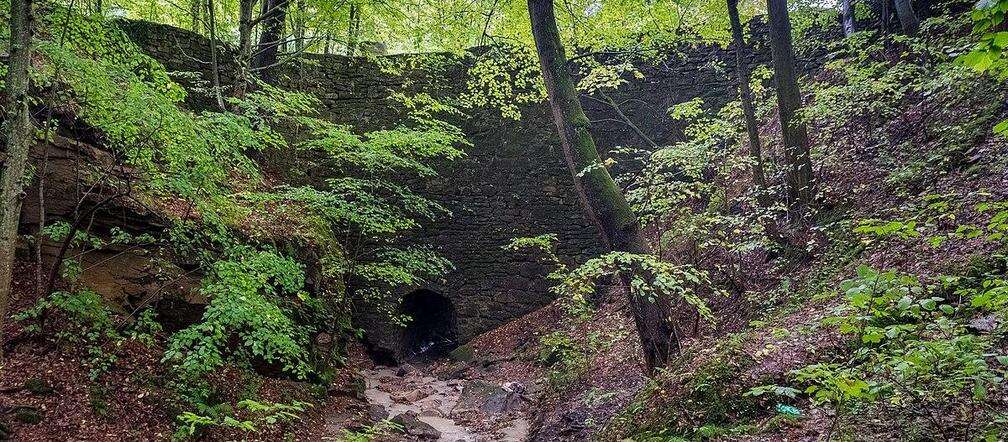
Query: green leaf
994,118,1008,135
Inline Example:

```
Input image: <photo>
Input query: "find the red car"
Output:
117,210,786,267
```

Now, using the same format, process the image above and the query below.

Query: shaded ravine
361,366,530,441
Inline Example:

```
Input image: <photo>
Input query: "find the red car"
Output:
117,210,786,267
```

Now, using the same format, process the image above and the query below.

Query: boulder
455,379,524,414
390,411,441,440
503,382,525,395
419,408,444,418
396,363,415,377
330,375,367,400
392,387,430,403
367,404,389,422
404,388,429,402
418,397,442,416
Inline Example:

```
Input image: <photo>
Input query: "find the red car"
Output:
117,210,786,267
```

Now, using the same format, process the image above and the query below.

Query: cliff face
78,19,829,359
17,132,203,325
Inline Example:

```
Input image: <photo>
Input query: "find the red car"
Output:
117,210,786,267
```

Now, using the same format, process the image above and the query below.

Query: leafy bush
16,290,119,380
538,332,592,388
337,420,404,442
173,399,311,439
163,247,314,379
508,234,718,323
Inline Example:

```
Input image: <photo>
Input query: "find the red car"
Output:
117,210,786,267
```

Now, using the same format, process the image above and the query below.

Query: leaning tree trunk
0,0,36,360
893,0,919,35
767,0,814,210
527,0,676,375
727,0,768,200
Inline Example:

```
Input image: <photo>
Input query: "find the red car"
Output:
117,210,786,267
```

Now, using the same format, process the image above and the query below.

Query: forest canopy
112,0,762,54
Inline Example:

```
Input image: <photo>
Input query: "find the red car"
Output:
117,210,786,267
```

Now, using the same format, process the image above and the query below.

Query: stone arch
400,289,458,361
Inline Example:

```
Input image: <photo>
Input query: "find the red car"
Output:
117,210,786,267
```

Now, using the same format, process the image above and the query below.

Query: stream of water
361,367,530,441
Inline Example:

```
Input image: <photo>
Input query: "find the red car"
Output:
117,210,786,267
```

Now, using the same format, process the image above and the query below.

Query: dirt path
361,366,530,441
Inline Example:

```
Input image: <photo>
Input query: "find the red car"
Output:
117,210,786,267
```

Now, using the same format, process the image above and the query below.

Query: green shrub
16,290,120,380
173,399,311,440
752,265,1008,439
163,247,314,380
538,332,591,388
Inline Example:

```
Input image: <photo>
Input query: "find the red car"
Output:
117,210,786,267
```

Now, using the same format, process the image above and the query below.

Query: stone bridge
120,20,827,360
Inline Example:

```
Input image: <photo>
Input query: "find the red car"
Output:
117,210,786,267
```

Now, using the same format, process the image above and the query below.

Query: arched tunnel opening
400,289,458,362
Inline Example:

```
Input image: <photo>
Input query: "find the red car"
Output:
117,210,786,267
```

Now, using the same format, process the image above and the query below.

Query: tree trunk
527,0,676,375
346,3,359,56
840,0,856,36
235,0,255,99
0,0,36,360
880,0,892,34
253,0,290,78
766,0,814,210
208,0,225,110
893,0,919,35
190,0,202,32
727,0,768,200
293,0,304,52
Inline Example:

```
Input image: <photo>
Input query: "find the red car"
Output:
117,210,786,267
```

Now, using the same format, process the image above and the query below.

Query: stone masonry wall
120,20,829,358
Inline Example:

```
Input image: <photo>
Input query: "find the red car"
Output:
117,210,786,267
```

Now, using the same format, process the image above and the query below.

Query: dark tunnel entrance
400,289,458,362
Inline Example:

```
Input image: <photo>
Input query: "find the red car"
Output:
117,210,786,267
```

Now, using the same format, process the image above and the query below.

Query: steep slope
433,12,1008,442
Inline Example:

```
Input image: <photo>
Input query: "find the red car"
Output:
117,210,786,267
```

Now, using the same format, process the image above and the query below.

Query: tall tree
766,0,814,209
346,2,360,56
190,0,202,32
0,0,36,360
253,0,291,74
527,0,676,374
234,0,255,98
292,0,305,52
727,0,768,199
208,0,226,109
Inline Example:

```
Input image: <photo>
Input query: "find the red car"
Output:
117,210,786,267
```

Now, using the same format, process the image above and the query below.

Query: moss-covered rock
12,406,43,425
449,344,476,362
24,378,54,396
